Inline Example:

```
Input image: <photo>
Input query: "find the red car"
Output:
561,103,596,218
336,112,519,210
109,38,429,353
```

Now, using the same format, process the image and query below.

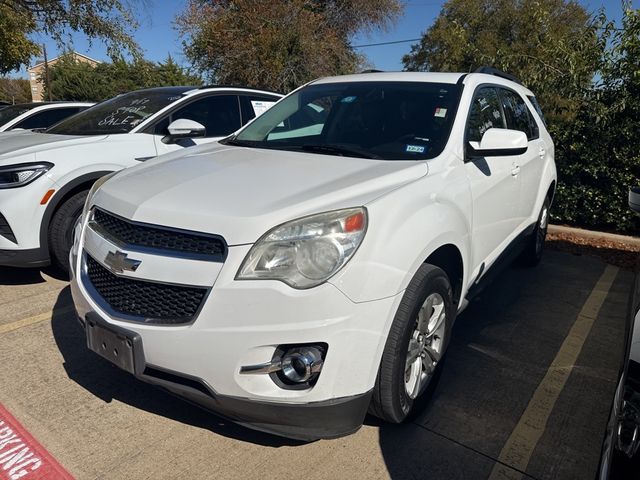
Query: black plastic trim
0,213,17,243
139,364,372,441
474,66,523,85
0,247,49,268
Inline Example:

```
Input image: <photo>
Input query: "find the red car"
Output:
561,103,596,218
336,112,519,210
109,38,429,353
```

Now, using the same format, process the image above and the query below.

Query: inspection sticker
0,403,74,480
434,107,447,118
405,144,426,154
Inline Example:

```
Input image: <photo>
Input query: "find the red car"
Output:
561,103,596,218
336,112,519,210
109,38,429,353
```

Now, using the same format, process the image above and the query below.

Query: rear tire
520,197,550,267
369,264,455,423
48,190,88,274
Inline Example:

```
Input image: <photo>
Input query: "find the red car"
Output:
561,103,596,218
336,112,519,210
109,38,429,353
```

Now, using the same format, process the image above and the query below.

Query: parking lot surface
0,250,634,480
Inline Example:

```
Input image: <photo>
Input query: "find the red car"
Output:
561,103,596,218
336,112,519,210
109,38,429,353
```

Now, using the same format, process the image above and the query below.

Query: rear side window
499,89,539,140
466,87,506,142
13,107,82,130
527,95,546,126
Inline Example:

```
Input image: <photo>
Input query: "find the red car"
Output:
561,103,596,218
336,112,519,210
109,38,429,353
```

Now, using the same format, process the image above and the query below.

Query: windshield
228,81,461,160
0,105,38,126
47,90,184,135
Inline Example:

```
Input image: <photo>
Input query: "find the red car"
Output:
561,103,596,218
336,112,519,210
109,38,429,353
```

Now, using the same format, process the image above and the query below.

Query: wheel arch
546,180,556,206
39,171,114,258
424,244,464,305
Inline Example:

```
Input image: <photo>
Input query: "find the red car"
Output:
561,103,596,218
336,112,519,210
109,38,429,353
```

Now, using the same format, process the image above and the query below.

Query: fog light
281,347,324,384
239,343,328,390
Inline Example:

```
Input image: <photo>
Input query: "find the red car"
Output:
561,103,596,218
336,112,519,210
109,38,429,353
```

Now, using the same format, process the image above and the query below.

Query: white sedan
0,86,282,271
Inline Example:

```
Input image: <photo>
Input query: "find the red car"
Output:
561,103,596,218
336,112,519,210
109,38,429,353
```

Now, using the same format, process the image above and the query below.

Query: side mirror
468,128,528,157
630,187,640,214
163,119,206,143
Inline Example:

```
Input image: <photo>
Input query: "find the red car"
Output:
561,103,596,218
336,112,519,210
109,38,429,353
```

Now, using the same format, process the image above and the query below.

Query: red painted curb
0,403,74,480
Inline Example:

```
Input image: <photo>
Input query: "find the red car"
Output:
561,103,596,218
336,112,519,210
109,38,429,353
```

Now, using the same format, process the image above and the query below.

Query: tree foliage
552,7,640,234
0,0,141,74
44,54,203,102
403,0,639,234
0,77,31,104
177,0,403,93
402,0,603,123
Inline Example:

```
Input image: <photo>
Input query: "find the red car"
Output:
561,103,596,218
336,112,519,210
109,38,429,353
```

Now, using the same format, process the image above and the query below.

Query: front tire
370,264,455,423
48,190,88,274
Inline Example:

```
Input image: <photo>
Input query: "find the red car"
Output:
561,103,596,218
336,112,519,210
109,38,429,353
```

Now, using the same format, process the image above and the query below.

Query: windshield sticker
251,101,276,117
434,107,447,118
341,96,357,103
406,144,426,154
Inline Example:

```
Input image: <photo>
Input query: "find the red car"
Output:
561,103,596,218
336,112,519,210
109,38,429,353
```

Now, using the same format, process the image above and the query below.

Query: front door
463,86,521,269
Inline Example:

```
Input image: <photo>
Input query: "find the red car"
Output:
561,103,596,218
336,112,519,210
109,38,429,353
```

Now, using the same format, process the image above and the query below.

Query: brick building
28,52,100,102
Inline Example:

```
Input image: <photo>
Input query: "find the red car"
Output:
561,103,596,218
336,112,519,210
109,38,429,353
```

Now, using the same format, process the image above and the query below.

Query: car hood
94,144,428,245
0,131,106,159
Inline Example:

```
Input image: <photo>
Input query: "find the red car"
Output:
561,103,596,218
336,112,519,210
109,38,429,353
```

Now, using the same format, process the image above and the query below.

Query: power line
352,38,421,48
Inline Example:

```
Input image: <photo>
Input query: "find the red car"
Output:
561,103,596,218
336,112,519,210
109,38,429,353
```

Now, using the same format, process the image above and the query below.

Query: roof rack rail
197,85,283,95
473,66,523,85
360,69,385,74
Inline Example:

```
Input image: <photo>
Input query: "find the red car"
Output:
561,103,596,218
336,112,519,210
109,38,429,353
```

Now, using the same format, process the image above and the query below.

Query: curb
548,224,640,248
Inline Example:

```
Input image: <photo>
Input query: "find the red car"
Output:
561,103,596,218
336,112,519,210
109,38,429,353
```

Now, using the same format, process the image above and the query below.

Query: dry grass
547,230,640,271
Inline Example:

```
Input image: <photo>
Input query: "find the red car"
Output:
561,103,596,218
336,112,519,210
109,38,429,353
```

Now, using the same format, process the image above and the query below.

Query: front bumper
69,224,401,439
0,174,58,267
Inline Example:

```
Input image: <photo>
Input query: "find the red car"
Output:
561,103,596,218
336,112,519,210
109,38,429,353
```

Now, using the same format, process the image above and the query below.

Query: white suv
0,86,281,271
70,70,556,440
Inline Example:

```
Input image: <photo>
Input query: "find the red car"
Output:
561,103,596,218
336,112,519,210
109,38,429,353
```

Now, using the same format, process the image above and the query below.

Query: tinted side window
466,87,506,142
499,89,537,140
239,95,279,124
170,95,241,138
13,107,81,130
527,95,546,126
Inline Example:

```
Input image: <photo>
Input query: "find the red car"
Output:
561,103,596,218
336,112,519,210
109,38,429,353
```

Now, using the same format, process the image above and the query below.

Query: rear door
464,86,521,266
497,88,545,226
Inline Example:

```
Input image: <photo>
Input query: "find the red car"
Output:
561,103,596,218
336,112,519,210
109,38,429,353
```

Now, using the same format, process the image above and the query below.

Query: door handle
511,165,521,176
539,147,546,158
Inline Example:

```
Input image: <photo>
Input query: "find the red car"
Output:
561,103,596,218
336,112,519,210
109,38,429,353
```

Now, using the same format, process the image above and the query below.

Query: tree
551,6,640,234
402,0,604,123
176,0,403,93
0,77,31,104
403,0,640,234
44,54,203,102
0,0,141,74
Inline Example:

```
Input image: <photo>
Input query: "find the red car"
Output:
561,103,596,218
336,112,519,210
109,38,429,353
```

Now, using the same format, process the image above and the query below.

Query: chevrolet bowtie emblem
104,250,141,274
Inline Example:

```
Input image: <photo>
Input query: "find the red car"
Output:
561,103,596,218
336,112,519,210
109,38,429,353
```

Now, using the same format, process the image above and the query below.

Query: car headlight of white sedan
0,162,53,189
237,207,367,289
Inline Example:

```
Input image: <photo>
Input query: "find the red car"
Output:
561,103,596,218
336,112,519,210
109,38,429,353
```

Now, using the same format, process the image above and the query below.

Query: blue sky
20,0,638,76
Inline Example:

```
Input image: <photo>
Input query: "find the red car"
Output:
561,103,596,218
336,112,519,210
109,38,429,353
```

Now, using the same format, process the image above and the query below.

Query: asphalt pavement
0,250,634,480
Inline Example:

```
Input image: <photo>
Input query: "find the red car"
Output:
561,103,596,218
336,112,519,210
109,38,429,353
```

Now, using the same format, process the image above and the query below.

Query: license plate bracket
86,313,144,375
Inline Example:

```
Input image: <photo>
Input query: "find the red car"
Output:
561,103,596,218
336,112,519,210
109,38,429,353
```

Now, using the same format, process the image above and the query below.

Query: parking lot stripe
0,306,74,335
488,264,619,480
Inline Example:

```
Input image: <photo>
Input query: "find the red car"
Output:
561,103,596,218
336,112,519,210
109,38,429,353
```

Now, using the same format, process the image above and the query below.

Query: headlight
82,171,118,219
237,207,367,289
0,162,53,189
